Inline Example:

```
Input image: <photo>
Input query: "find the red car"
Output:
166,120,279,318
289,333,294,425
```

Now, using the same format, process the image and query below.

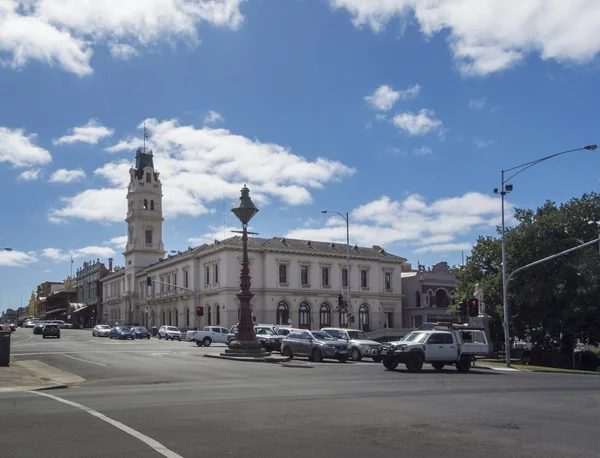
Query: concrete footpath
0,359,86,392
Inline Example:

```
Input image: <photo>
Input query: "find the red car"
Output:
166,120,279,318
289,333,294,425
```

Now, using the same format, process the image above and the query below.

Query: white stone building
101,148,407,331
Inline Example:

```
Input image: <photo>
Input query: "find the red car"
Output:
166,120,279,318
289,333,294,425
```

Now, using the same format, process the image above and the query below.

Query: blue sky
1,0,599,313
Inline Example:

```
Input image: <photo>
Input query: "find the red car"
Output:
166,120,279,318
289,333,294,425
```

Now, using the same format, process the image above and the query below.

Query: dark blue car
131,326,151,339
109,326,135,340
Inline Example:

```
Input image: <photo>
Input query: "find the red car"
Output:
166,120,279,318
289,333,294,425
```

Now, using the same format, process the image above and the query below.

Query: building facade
73,259,111,328
101,148,406,331
401,262,457,328
35,281,64,318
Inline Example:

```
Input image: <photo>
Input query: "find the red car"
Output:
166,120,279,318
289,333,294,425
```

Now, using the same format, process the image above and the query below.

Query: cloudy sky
1,0,599,312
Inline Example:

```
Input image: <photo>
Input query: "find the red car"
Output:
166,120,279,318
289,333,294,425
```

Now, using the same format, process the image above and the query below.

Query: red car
9,323,16,332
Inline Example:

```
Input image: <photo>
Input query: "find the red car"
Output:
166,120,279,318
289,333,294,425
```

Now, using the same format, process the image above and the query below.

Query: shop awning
46,308,66,316
70,303,87,313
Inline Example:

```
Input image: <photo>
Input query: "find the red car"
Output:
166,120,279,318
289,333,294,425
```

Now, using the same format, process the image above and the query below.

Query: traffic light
146,276,152,286
459,300,467,317
468,298,479,317
196,306,204,317
337,294,343,308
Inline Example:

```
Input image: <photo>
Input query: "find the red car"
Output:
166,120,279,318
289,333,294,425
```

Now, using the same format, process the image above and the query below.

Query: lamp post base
222,340,270,358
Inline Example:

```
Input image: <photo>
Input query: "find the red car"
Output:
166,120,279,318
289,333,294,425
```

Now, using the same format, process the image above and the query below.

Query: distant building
35,281,64,318
36,279,76,321
72,259,111,328
401,261,457,328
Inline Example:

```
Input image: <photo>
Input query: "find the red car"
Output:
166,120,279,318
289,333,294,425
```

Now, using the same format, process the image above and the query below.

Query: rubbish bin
152,326,158,337
0,330,11,367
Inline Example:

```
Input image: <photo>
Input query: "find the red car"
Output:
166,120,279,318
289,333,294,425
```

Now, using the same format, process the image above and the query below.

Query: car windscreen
347,330,368,340
255,328,275,335
166,327,179,331
134,327,148,331
99,325,110,329
311,332,336,341
402,332,428,343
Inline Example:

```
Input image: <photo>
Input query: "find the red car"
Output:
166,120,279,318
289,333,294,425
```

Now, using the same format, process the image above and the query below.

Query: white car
190,326,229,347
92,324,111,337
158,326,183,341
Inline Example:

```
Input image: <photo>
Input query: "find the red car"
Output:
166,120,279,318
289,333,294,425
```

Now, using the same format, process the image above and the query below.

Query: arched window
339,307,348,328
216,305,221,325
151,311,156,328
207,306,212,326
415,291,421,307
143,199,148,210
359,305,370,332
276,302,289,325
150,200,155,211
168,310,172,326
427,290,433,307
174,310,179,327
319,304,331,328
161,310,166,325
298,303,311,329
184,307,190,328
435,289,448,308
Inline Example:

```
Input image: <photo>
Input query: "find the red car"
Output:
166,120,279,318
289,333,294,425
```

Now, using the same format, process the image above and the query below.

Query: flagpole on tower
143,123,147,153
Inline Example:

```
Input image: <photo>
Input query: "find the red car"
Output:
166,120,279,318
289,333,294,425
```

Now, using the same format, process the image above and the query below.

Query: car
49,320,66,329
33,321,46,335
226,325,284,352
109,326,135,340
131,326,151,339
281,330,349,363
321,328,383,362
42,323,60,339
8,323,17,332
23,320,36,328
158,326,182,341
92,324,112,337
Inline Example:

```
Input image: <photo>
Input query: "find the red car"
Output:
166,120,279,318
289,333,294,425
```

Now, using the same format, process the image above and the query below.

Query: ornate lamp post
230,185,261,351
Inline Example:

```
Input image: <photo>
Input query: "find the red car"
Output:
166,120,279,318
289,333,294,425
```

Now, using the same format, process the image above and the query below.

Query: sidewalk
0,359,86,392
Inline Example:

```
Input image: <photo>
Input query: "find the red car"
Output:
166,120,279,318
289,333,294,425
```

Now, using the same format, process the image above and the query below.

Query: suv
42,323,60,339
158,326,183,341
321,328,383,362
281,330,349,362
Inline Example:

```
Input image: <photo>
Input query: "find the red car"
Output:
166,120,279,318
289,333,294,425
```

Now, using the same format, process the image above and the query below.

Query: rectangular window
160,276,164,293
321,267,329,286
384,312,394,328
184,270,189,288
361,270,368,288
145,230,152,244
146,172,151,183
205,266,210,285
214,265,219,283
278,264,287,284
300,266,309,285
385,272,392,290
342,268,348,287
166,274,171,291
152,278,155,295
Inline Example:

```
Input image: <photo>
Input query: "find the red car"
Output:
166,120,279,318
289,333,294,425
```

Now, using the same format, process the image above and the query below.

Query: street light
321,210,351,313
230,185,261,351
494,144,597,368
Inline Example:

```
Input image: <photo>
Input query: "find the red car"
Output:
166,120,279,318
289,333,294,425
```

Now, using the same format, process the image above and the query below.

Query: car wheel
406,354,424,373
350,347,362,361
195,340,203,347
57,336,61,339
178,337,182,341
147,335,151,339
202,337,212,347
93,331,96,337
282,346,293,359
456,356,471,373
383,359,399,370
432,362,445,371
372,356,383,363
311,348,323,363
158,334,162,340
42,335,46,339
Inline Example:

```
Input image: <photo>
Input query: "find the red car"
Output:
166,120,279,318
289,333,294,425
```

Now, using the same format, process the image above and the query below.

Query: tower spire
143,123,148,153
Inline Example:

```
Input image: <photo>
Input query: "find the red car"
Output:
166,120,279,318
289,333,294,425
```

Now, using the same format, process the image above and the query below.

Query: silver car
281,330,348,363
321,328,383,362
158,326,182,341
92,324,111,337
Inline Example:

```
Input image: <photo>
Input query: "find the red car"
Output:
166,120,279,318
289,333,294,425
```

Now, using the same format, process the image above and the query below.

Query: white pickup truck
381,324,490,373
188,326,230,347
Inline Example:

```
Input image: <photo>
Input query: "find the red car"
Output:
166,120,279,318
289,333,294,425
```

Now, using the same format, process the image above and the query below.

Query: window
161,311,166,325
151,277,155,296
207,306,212,326
184,270,189,288
385,272,392,290
160,277,164,293
166,274,171,291
146,172,151,183
415,291,421,307
319,304,331,328
427,333,453,345
214,265,219,284
173,273,177,289
339,308,348,328
359,305,369,332
277,302,289,325
143,199,148,210
150,200,155,211
427,290,433,307
278,264,287,284
361,270,368,288
342,268,348,287
384,312,394,328
168,310,172,326
205,266,210,285
298,303,310,329
435,289,448,307
145,230,152,244
185,307,190,327
321,267,329,286
300,266,309,285
413,315,423,328
216,305,220,325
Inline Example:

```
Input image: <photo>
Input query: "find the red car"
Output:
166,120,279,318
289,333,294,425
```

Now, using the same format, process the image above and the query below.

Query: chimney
108,258,113,272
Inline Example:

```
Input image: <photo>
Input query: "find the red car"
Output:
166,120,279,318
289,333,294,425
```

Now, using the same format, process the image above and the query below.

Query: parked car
92,324,112,337
226,325,284,352
23,320,36,328
42,323,60,339
321,328,383,362
189,326,229,346
131,326,151,339
49,320,66,329
158,326,183,341
8,323,17,332
109,326,135,340
281,330,349,362
33,321,46,335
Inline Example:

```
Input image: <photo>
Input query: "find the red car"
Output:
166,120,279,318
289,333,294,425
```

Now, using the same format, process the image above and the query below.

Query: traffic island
204,353,290,363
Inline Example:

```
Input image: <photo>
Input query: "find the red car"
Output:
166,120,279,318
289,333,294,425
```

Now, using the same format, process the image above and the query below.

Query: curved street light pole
321,210,351,312
495,144,597,368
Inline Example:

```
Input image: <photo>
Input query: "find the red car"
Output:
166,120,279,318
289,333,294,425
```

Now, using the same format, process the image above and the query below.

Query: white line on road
11,335,34,344
60,353,107,367
32,391,184,458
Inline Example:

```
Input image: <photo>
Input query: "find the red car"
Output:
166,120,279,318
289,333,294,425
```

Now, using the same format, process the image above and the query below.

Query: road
1,329,599,458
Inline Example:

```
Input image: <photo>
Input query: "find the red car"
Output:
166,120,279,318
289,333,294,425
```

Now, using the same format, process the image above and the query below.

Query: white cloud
51,118,355,223
474,138,494,149
414,146,432,156
108,43,139,60
413,242,473,254
104,139,139,153
328,0,600,75
469,98,486,110
54,119,114,145
204,110,224,124
0,127,52,167
364,84,420,111
104,236,128,248
0,250,38,267
0,0,245,76
188,225,241,246
17,169,42,181
42,245,116,262
392,109,443,136
286,191,510,256
49,168,86,183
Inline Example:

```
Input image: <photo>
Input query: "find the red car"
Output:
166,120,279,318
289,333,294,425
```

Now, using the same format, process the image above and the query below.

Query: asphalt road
1,329,599,458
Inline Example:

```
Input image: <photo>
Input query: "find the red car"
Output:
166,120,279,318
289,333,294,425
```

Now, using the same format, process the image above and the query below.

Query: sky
1,0,599,313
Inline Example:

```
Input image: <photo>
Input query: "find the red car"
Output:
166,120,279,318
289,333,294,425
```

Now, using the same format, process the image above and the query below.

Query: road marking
60,353,107,367
32,391,184,458
11,335,34,344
